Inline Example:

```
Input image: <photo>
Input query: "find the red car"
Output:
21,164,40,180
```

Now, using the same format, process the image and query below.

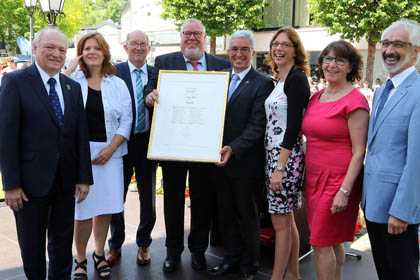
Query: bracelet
339,187,350,197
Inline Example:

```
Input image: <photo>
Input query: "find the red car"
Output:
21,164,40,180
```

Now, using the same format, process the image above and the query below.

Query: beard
382,51,412,75
183,46,203,61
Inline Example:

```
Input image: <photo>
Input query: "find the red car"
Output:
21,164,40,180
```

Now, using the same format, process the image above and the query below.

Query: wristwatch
276,163,286,172
339,187,350,197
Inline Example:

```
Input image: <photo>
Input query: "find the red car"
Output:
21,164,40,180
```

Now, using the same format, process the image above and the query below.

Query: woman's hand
331,190,349,214
269,170,284,192
64,55,83,76
92,145,115,165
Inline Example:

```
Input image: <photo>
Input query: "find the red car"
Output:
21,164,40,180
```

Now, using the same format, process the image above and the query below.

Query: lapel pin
66,84,71,91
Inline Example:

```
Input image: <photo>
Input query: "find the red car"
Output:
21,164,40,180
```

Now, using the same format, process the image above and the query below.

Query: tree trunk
365,33,376,87
210,36,216,55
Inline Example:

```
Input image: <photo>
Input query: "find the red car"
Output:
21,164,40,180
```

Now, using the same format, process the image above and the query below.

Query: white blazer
71,70,132,158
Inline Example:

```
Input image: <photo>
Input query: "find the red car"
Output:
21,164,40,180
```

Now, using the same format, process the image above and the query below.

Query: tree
0,0,29,53
161,0,267,54
309,0,419,85
84,0,128,26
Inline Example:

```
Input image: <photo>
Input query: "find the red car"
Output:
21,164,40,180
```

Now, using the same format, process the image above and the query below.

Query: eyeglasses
182,31,203,38
271,42,294,49
127,41,148,48
229,47,252,53
322,56,349,66
380,40,412,49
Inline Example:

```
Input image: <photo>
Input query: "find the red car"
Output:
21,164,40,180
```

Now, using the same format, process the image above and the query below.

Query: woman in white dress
65,32,132,280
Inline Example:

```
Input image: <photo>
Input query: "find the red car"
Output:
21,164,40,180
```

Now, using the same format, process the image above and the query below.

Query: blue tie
228,74,240,101
134,69,146,133
374,79,394,127
47,78,64,127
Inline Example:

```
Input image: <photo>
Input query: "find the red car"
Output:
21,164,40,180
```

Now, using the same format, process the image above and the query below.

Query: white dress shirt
128,61,150,132
35,62,65,111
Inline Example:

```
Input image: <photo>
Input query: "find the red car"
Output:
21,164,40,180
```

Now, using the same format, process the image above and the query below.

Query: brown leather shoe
106,249,121,267
137,246,151,266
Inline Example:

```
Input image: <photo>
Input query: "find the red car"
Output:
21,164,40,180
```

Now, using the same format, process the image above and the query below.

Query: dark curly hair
317,40,363,82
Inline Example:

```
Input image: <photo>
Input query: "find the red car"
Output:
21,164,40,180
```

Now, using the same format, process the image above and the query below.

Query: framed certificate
147,70,229,163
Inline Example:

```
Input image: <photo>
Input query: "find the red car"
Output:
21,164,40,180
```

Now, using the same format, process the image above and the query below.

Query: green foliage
84,0,128,26
161,0,267,37
309,0,420,43
0,0,29,52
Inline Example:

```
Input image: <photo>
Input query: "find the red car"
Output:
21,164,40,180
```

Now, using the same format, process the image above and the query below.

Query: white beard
183,47,203,61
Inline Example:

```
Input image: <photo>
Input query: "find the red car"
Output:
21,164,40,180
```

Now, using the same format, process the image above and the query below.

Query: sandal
73,258,88,280
92,251,111,279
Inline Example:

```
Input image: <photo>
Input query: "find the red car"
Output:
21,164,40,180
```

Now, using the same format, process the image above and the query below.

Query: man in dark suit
107,30,158,267
208,30,274,280
145,18,230,273
0,27,93,280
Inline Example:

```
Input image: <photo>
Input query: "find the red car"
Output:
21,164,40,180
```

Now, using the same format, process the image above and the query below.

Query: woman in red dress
301,40,369,280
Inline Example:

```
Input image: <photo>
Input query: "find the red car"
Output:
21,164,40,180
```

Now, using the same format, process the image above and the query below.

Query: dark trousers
109,132,156,249
14,179,75,280
161,161,215,258
365,218,419,280
214,167,261,275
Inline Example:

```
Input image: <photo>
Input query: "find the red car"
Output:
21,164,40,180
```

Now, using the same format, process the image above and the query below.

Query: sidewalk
0,190,378,280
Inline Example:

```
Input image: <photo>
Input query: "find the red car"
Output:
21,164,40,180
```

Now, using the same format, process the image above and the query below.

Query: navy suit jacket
0,64,93,197
154,51,230,71
115,62,158,135
223,67,274,178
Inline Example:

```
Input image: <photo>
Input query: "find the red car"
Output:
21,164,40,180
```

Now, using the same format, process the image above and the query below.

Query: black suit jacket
223,67,274,178
154,51,230,71
0,64,93,197
115,62,158,135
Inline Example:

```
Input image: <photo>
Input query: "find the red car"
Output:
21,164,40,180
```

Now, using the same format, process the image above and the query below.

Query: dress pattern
265,81,305,214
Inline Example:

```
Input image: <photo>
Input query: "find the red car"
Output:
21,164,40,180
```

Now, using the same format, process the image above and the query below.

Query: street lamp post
24,0,38,62
39,0,65,26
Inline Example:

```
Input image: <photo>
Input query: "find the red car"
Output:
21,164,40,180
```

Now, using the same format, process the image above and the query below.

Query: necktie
47,78,64,127
374,79,394,127
134,69,146,133
189,61,200,71
228,74,240,101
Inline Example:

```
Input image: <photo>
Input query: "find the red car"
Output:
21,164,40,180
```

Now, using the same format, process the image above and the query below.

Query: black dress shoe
191,253,206,271
238,273,256,280
208,262,239,276
162,257,180,273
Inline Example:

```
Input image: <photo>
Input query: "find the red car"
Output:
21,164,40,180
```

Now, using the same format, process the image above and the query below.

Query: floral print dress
264,81,305,214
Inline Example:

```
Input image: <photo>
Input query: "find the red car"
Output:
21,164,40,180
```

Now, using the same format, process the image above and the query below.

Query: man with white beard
146,19,230,273
363,19,420,280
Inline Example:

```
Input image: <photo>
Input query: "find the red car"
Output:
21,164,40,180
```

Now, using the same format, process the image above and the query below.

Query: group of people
0,16,419,280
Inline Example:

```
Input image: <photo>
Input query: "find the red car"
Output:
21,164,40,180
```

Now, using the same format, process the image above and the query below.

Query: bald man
0,27,93,279
107,30,158,267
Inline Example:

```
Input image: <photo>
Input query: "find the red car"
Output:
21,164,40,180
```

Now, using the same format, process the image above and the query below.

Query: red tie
190,61,199,71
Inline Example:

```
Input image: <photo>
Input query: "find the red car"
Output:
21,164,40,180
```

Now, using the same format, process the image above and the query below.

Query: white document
147,70,229,162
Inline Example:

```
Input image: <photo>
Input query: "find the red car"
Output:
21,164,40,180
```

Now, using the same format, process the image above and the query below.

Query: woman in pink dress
301,40,369,280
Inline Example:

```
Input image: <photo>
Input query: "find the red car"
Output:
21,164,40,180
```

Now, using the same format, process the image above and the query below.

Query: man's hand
269,170,284,192
5,188,28,211
388,215,408,235
145,89,159,107
215,146,232,167
331,191,349,214
75,184,90,203
92,145,115,165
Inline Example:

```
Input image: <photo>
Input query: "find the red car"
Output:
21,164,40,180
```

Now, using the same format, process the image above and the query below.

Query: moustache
382,52,400,61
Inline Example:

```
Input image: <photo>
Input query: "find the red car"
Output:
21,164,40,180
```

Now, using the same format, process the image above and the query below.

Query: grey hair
125,30,150,46
180,18,206,35
229,30,256,49
33,26,68,47
382,18,420,46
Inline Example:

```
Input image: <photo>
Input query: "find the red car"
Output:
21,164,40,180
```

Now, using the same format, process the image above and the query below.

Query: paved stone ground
0,191,379,280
